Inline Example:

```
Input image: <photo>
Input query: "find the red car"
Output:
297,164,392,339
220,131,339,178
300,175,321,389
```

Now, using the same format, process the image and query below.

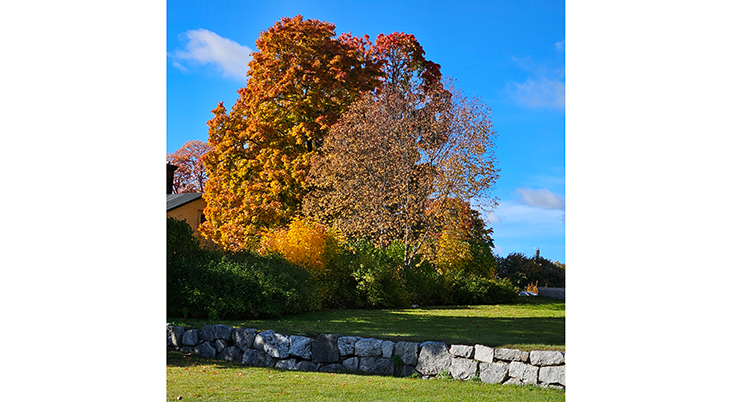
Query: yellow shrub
260,218,338,274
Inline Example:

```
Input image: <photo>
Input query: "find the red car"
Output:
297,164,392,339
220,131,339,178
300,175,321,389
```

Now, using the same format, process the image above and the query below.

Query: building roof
167,193,203,211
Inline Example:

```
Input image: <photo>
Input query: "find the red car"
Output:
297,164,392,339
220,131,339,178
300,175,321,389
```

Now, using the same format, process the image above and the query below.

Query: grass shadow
169,296,565,351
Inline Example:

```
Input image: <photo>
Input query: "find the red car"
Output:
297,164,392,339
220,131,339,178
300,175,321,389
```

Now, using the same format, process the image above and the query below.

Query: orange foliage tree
167,140,212,193
200,15,382,251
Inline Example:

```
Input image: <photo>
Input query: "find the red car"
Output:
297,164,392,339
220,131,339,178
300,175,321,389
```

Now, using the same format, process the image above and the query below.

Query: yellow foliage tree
423,198,497,278
260,218,339,274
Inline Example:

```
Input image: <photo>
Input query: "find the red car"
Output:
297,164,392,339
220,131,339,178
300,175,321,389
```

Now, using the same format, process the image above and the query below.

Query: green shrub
167,250,322,320
496,252,565,289
167,217,200,261
450,274,518,305
320,240,411,309
403,259,453,306
538,258,565,288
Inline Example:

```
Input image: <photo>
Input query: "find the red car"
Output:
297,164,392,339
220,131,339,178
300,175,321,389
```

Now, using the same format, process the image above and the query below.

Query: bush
167,250,322,320
538,258,565,288
403,258,453,306
321,240,411,309
450,274,518,305
167,217,200,261
259,218,340,275
495,252,565,289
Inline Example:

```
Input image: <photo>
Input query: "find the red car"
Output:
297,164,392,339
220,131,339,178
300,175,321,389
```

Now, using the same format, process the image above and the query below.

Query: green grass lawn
167,351,565,401
169,296,564,351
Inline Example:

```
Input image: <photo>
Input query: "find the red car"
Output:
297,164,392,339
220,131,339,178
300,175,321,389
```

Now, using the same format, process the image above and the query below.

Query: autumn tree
259,218,340,275
304,33,498,271
167,140,212,193
423,198,496,278
200,15,382,251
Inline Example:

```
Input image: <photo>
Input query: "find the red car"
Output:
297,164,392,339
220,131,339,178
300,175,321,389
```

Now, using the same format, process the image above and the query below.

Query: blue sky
167,0,565,263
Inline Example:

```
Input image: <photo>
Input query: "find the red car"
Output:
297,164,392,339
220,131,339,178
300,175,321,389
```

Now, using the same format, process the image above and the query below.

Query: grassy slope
169,296,564,351
167,351,565,402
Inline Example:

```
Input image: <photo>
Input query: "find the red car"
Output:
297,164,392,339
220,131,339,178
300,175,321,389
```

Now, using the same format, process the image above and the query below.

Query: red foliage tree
167,140,212,193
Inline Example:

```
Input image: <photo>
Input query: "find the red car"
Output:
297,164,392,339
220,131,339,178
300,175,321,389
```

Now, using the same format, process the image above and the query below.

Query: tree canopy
304,37,498,270
167,140,212,193
195,16,499,268
200,15,382,251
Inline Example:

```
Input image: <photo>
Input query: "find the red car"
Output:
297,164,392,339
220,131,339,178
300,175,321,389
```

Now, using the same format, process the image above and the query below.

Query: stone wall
538,287,565,300
168,324,565,389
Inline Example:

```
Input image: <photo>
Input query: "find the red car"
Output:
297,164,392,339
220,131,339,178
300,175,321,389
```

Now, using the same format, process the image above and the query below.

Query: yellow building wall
167,198,213,247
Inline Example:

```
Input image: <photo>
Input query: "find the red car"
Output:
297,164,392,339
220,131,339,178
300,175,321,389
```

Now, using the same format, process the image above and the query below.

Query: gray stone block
449,344,474,358
263,354,278,367
241,349,275,367
394,341,419,366
359,357,395,376
474,344,494,363
182,329,201,346
539,365,565,386
338,336,359,356
396,365,417,378
415,342,451,376
200,324,233,341
241,349,265,367
479,362,509,384
504,378,525,386
450,357,478,380
169,326,185,348
530,351,564,366
232,328,256,351
255,330,290,359
276,358,297,370
294,360,319,372
355,338,383,357
341,357,359,372
382,340,395,359
319,363,347,373
342,357,359,372
217,345,243,363
213,339,227,354
311,334,340,363
196,342,216,359
509,361,538,384
180,345,199,355
494,348,522,361
289,335,313,360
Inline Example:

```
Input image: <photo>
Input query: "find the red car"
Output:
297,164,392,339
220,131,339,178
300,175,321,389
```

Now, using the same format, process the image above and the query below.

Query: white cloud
171,61,187,73
485,211,500,223
171,29,252,81
507,55,565,110
555,40,565,52
517,188,565,210
491,202,564,225
508,76,565,109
